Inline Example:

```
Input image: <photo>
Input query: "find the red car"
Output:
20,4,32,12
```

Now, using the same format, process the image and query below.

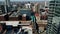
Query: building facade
5,0,11,13
47,0,60,34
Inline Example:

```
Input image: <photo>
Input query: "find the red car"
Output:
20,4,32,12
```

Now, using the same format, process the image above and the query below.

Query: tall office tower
35,3,39,13
5,0,10,7
5,0,10,13
45,1,47,6
47,0,60,34
32,3,39,13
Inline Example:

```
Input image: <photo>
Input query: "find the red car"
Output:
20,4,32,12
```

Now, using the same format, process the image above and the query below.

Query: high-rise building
51,17,60,34
5,0,10,13
5,0,10,7
32,3,39,13
47,0,60,34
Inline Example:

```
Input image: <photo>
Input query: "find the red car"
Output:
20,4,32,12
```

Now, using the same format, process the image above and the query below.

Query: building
5,0,11,13
0,21,33,34
25,3,31,9
51,17,60,34
0,5,5,14
5,0,10,6
47,0,60,34
49,17,60,34
32,3,40,13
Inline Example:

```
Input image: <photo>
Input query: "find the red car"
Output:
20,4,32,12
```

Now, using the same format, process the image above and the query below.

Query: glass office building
5,0,11,13
47,0,60,34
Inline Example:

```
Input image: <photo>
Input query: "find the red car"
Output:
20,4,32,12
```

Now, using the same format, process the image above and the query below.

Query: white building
25,3,31,8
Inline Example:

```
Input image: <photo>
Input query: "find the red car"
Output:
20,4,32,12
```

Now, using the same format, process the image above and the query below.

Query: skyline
0,0,50,1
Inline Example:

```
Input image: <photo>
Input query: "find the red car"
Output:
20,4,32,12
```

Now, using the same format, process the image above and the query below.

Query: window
49,4,55,6
50,1,55,3
56,1,60,3
56,4,60,6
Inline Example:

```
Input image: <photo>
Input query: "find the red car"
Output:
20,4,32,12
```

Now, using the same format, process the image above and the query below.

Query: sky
0,0,50,1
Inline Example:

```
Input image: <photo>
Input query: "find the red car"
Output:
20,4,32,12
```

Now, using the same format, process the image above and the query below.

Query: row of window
50,1,60,3
49,4,60,6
